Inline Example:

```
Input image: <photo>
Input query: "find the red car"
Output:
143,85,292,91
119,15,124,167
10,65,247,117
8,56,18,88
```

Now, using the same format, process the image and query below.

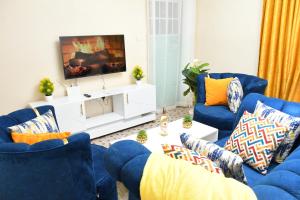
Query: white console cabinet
29,84,156,139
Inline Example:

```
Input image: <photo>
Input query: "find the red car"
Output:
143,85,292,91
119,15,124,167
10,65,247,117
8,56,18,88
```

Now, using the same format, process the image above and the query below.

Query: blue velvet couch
0,105,117,200
104,93,300,200
194,73,268,139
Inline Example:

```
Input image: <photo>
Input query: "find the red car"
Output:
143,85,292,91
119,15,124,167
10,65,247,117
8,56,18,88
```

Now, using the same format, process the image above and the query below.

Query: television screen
59,35,126,79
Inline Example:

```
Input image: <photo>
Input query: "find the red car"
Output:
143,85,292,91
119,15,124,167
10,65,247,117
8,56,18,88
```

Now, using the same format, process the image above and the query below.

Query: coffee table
110,118,218,153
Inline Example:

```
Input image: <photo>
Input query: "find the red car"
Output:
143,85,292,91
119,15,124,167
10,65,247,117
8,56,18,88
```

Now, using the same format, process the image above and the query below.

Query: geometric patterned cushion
162,144,223,175
227,77,244,113
254,101,300,163
224,111,287,174
180,133,246,183
9,110,60,134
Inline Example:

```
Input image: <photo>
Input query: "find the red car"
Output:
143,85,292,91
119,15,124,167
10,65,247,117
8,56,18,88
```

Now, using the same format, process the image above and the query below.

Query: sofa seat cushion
194,104,235,130
252,146,300,199
91,144,117,200
215,136,229,147
253,163,300,200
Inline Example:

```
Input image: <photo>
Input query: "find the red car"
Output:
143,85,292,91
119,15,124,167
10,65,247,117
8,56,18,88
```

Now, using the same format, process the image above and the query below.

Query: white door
54,101,86,133
124,85,156,119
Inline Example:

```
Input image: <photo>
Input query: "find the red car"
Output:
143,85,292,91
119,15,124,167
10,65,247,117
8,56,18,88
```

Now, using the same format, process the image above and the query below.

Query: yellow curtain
258,0,300,102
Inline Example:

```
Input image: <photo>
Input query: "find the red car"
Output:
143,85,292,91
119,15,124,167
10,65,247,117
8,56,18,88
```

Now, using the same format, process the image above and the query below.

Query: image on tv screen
59,35,126,79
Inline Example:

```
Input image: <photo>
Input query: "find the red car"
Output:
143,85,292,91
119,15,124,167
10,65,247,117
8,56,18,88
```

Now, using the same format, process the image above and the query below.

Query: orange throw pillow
205,77,233,106
11,132,71,145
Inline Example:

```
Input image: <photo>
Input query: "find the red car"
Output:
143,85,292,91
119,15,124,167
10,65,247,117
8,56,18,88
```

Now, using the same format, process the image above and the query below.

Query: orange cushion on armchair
11,132,71,145
205,77,233,106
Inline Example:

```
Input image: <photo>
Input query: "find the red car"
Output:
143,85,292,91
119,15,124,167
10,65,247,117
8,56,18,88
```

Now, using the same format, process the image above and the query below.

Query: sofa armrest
104,140,150,199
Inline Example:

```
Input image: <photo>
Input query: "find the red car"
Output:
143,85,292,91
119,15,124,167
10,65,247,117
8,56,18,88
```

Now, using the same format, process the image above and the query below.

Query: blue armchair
0,106,117,200
194,73,267,139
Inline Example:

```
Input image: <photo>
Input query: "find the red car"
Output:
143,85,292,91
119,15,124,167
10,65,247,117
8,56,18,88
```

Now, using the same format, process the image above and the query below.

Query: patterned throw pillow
162,144,223,175
227,77,243,113
9,110,59,133
254,101,300,163
224,111,287,174
180,133,246,183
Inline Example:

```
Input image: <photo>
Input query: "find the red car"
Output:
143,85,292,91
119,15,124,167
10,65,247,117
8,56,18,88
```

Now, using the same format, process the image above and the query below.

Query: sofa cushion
181,133,246,183
11,132,70,145
252,146,300,200
91,144,117,200
161,144,223,175
227,77,244,113
104,140,150,199
194,103,235,131
0,106,58,143
225,111,287,174
197,73,267,104
233,93,300,152
215,137,279,186
254,101,300,163
9,110,59,134
204,77,233,106
253,170,300,200
215,136,229,147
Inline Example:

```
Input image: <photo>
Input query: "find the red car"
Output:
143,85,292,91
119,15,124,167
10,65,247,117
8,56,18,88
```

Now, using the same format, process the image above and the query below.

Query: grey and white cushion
254,101,300,163
180,133,247,184
227,77,243,113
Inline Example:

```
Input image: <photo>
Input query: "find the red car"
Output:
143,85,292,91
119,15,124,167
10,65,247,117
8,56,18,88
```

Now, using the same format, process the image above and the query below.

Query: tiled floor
92,106,190,200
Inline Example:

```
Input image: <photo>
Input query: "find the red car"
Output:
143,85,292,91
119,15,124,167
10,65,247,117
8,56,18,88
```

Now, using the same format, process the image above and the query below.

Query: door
124,85,156,119
54,101,86,133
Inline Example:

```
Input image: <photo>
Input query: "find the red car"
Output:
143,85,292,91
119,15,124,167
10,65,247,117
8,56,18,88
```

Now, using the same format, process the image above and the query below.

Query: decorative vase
136,80,142,85
136,137,147,144
160,108,169,136
45,95,53,102
183,121,192,129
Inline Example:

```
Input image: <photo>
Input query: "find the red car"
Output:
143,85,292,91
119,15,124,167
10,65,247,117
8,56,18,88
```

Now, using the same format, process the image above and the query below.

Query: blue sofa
194,73,268,139
104,93,300,200
0,105,117,200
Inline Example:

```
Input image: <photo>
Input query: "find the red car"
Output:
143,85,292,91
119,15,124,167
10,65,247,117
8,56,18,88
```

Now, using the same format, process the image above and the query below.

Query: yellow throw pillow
11,132,71,145
205,77,233,106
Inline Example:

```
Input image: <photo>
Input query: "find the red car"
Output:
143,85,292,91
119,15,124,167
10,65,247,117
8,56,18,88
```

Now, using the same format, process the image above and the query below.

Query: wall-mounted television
59,35,126,79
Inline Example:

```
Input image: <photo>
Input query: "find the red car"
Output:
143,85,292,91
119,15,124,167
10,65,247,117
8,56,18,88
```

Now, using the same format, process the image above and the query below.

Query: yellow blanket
140,153,257,200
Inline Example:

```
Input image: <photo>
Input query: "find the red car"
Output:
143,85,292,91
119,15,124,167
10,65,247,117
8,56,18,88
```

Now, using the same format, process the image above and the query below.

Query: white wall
0,0,147,114
195,0,263,75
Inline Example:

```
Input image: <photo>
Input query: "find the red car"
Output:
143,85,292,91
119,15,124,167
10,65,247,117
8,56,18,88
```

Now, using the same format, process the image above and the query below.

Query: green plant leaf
183,88,190,96
181,61,210,98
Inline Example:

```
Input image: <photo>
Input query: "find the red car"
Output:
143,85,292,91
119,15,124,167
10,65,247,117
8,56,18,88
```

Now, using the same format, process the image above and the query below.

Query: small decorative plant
136,130,148,144
39,78,54,101
182,59,210,104
183,114,193,129
132,65,144,83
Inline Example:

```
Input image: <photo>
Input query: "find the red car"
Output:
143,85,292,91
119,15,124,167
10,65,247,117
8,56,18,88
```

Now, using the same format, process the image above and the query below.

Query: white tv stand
29,84,156,139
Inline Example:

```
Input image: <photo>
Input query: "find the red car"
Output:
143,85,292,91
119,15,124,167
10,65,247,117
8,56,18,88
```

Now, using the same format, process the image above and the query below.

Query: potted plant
132,65,144,85
136,130,148,144
39,78,54,101
182,59,210,104
183,114,193,129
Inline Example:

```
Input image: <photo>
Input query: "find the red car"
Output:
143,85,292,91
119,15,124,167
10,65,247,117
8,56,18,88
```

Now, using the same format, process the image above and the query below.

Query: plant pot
136,80,142,85
136,137,147,144
183,121,192,129
45,95,53,102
